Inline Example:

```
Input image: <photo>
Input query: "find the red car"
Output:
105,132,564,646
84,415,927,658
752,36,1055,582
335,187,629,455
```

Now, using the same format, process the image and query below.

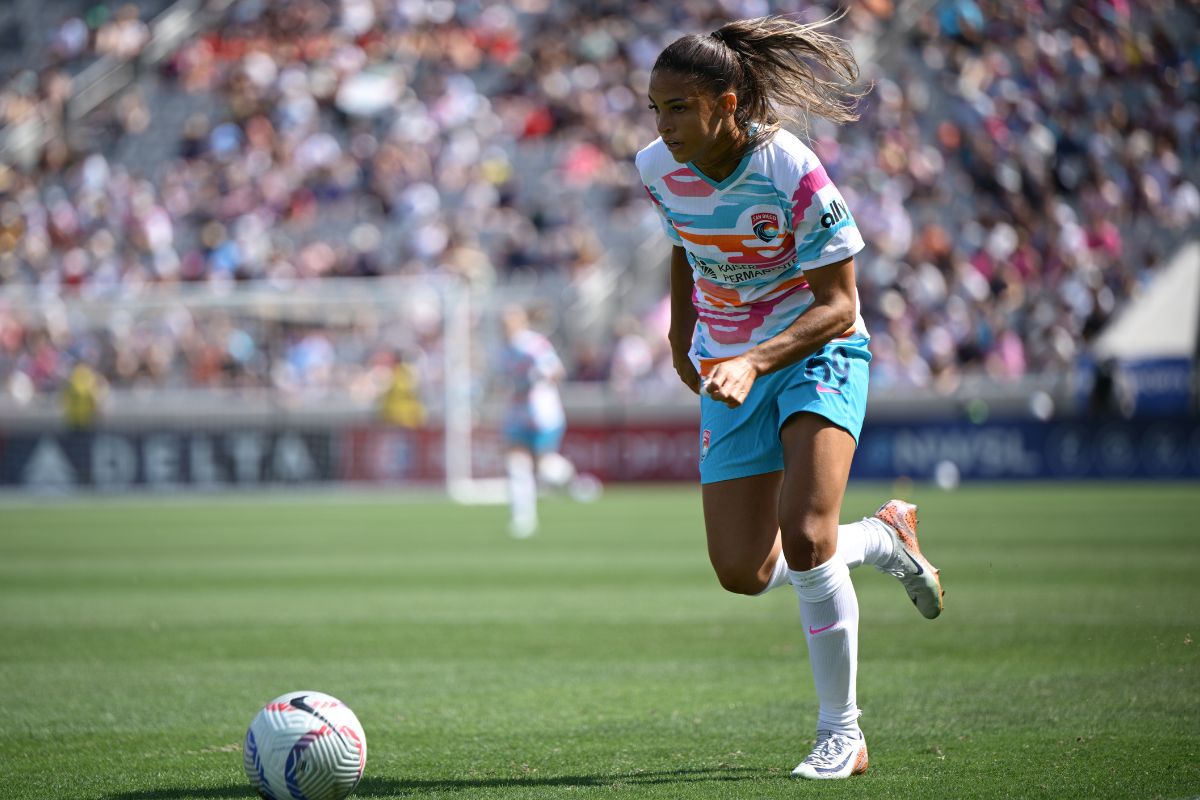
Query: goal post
440,278,508,505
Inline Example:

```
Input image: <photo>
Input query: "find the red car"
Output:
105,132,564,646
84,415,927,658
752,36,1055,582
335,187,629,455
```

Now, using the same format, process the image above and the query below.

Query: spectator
0,0,1193,403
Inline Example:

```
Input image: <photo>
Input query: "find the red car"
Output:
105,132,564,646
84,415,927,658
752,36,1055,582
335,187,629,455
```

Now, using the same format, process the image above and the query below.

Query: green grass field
1,484,1197,800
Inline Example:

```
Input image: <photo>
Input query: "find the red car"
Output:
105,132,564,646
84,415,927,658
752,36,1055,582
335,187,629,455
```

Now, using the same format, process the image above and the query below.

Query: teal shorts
504,420,565,456
698,336,871,484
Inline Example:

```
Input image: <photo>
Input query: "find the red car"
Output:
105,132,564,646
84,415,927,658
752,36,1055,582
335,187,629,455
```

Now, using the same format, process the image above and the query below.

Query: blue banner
853,417,1200,480
0,429,336,490
2,418,1197,489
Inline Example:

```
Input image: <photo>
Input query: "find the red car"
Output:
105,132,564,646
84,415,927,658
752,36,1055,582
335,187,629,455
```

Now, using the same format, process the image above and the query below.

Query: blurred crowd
0,3,155,171
845,0,1200,393
0,0,1197,410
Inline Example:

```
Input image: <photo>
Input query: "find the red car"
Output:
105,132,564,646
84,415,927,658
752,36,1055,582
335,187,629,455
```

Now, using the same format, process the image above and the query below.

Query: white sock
836,517,895,570
754,552,792,595
506,451,538,528
790,557,861,736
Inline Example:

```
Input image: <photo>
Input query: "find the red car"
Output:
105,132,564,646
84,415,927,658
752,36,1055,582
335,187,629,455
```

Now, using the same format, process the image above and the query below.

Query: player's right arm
668,245,701,395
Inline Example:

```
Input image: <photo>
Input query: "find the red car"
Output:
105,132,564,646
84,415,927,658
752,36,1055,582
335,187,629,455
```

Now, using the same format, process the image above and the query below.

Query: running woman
497,305,598,538
636,15,944,780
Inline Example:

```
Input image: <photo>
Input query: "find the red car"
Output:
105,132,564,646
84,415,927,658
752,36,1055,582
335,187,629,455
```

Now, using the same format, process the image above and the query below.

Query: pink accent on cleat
874,499,944,619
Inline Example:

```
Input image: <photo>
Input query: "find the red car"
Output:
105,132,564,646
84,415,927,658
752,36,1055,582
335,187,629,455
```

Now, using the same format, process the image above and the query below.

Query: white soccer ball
243,691,367,800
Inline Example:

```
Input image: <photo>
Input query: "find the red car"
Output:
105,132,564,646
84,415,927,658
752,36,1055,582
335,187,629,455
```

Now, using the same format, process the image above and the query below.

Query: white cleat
568,473,603,503
792,730,869,780
874,499,944,619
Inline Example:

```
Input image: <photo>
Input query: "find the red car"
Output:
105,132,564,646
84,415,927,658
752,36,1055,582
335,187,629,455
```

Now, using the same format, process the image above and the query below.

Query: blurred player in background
638,15,944,780
378,354,426,428
497,305,599,539
62,362,107,429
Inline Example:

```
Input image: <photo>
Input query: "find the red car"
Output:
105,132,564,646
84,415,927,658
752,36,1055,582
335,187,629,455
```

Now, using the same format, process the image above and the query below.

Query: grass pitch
0,484,1197,800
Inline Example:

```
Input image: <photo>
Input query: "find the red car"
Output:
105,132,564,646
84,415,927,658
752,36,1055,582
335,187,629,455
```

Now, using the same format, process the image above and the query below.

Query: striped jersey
636,129,867,368
498,328,566,431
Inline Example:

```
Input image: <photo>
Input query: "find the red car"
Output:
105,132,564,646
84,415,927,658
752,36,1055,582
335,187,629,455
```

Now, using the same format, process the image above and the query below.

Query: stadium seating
0,0,1196,401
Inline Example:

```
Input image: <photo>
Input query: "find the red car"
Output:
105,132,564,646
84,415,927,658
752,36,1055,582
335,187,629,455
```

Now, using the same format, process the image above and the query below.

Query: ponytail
653,14,866,149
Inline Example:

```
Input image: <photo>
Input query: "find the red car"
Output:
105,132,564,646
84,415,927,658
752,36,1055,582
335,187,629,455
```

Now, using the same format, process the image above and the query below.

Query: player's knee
713,564,768,596
779,512,835,563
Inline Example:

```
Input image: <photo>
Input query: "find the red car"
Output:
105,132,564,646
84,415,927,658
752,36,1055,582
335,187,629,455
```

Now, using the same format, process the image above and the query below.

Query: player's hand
704,356,758,408
672,348,701,395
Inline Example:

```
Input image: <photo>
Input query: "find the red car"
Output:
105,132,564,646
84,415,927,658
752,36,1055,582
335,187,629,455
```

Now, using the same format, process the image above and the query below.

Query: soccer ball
243,690,367,800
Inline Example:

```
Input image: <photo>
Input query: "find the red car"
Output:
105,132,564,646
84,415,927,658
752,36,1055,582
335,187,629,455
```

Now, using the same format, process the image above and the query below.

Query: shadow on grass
103,788,248,800
356,767,755,795
104,767,757,798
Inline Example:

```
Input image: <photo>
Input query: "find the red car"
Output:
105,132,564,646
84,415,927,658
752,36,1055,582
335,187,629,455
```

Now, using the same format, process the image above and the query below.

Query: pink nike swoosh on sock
815,385,842,394
808,621,839,635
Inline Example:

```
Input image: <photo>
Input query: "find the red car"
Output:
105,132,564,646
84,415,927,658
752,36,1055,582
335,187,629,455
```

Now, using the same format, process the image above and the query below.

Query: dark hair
653,14,866,151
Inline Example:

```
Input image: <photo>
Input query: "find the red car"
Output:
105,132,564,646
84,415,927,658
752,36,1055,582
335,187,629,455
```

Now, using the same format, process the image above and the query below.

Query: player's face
648,70,739,173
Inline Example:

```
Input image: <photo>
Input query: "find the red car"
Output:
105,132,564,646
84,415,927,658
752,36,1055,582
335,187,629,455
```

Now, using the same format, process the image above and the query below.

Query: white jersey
499,328,565,431
636,129,867,371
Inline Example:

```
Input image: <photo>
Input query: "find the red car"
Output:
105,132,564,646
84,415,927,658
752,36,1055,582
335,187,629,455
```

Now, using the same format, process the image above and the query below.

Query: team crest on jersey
700,429,711,462
751,212,780,243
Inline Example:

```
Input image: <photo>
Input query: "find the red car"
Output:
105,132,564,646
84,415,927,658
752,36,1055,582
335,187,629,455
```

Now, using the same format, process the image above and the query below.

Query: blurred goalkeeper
497,305,599,538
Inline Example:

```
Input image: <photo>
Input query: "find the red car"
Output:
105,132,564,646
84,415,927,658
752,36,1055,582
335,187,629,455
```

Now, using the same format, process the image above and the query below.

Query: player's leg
698,373,792,596
505,439,539,539
830,504,944,616
835,514,895,570
703,474,915,593
702,475,908,593
833,497,944,617
533,423,572,489
779,411,868,779
530,427,603,503
701,471,787,595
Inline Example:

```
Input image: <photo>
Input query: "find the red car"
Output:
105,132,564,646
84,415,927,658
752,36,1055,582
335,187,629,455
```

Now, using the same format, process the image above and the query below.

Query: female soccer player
497,305,598,538
636,16,944,780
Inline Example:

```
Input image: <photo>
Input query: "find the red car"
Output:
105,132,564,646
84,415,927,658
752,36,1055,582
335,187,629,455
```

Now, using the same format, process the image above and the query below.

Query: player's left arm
704,257,857,408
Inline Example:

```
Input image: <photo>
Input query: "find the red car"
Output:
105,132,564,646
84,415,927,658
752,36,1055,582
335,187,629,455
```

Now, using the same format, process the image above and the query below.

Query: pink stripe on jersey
664,168,718,197
791,164,832,219
694,284,789,345
635,131,867,362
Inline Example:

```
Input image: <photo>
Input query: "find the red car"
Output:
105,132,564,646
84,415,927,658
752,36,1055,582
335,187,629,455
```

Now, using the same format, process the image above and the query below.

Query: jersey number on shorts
803,347,851,389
